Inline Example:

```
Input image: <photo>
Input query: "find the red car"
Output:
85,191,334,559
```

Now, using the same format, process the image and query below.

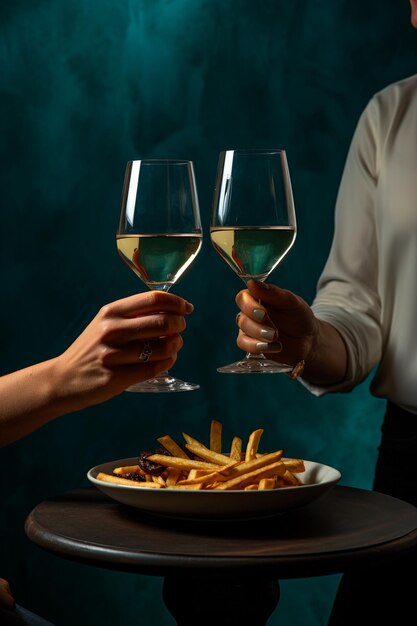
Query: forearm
0,359,70,447
302,319,348,386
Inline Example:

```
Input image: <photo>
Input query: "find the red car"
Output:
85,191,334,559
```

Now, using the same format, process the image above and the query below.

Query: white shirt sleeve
301,98,383,396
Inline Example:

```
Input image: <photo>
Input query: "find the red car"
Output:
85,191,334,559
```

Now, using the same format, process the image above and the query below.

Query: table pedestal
163,577,280,626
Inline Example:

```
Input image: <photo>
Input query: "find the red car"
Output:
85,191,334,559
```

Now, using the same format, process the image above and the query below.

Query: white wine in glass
117,159,202,392
211,149,296,373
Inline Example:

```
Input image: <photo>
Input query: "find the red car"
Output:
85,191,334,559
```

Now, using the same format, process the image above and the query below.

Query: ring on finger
139,341,153,363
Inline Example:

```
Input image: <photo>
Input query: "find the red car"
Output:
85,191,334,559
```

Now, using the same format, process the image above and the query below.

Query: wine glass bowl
210,149,296,374
117,159,202,392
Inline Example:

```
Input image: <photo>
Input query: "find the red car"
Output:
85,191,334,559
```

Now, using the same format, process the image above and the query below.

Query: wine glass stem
149,370,174,381
245,352,267,361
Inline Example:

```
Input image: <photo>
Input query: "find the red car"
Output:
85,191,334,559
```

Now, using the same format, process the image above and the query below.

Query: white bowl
87,457,341,521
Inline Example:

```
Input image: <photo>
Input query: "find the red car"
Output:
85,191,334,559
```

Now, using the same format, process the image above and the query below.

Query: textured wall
1,1,416,625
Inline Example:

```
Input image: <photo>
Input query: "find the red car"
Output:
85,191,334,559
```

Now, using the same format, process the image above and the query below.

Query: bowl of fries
87,421,341,520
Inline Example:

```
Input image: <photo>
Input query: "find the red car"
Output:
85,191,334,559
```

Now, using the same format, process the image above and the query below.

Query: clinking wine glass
117,159,202,392
210,148,296,373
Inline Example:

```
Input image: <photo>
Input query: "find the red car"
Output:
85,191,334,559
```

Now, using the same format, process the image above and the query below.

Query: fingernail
253,308,265,322
256,341,283,352
254,280,270,289
185,302,194,313
260,328,276,341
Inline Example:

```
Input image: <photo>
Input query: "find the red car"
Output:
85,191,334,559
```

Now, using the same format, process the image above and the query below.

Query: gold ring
139,342,152,363
289,360,305,380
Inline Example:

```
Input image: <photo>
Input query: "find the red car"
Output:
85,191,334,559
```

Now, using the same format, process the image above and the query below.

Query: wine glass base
126,375,200,393
217,359,292,374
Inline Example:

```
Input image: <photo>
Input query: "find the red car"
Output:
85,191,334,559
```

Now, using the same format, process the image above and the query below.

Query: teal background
1,1,416,624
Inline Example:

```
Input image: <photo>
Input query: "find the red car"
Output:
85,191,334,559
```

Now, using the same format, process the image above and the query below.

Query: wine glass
117,159,202,392
210,148,296,373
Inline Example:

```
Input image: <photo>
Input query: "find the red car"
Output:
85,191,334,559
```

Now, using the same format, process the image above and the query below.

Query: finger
101,335,183,366
102,313,187,344
235,289,269,323
100,291,194,319
236,281,312,335
237,327,308,365
246,279,301,311
237,329,283,354
0,579,12,594
236,313,279,343
0,579,15,610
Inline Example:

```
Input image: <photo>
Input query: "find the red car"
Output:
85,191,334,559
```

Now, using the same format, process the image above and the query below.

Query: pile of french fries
96,420,305,491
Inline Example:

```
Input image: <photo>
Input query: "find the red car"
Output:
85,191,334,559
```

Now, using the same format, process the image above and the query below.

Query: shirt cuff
298,304,380,396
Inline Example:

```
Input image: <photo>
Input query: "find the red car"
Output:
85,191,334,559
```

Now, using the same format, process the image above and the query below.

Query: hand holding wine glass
117,159,202,392
210,149,296,373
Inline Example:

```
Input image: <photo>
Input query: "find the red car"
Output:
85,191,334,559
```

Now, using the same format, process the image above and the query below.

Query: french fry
147,454,219,472
217,460,286,491
191,469,214,477
210,420,222,453
259,478,276,490
184,443,231,466
174,483,203,490
283,458,305,473
182,432,205,447
186,469,216,481
226,450,284,479
165,468,182,487
245,429,264,462
157,435,189,459
230,436,242,462
113,465,145,476
282,469,304,486
96,472,162,488
177,462,237,486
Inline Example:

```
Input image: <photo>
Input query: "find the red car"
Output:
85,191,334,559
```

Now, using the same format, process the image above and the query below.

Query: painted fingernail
256,341,283,352
253,308,265,322
260,328,276,341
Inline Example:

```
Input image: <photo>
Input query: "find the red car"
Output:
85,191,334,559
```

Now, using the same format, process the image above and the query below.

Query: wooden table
25,486,417,625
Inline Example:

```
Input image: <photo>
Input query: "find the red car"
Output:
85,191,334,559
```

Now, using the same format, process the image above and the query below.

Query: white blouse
304,74,417,413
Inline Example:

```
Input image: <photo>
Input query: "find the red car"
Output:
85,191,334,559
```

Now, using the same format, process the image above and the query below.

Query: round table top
25,486,417,579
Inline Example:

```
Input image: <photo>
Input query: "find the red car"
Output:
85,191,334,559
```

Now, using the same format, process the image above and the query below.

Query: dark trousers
328,401,417,625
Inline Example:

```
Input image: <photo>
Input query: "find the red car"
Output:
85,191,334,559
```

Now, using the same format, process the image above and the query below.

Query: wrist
302,319,348,385
303,318,323,374
44,356,85,416
38,357,72,416
287,317,320,380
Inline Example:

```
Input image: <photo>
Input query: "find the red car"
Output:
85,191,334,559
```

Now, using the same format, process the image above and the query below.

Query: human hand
0,578,15,610
52,291,194,409
235,280,319,368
